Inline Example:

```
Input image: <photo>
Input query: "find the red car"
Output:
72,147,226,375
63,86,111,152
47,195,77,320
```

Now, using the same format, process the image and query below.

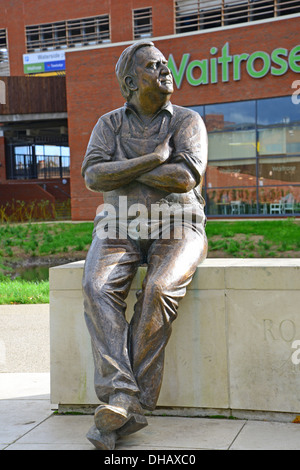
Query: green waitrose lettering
168,43,300,88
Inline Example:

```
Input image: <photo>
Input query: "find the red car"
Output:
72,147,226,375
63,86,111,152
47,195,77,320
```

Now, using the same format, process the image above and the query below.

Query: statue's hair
115,40,154,100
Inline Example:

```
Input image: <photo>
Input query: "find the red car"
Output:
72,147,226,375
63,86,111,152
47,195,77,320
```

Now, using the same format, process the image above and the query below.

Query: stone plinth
49,259,300,419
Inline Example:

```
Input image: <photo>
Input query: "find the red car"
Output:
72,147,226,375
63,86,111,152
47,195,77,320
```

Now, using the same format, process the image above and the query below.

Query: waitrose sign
167,42,300,88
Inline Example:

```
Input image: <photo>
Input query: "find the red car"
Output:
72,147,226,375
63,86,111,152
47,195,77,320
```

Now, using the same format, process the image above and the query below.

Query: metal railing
133,7,153,39
175,0,300,33
26,15,110,53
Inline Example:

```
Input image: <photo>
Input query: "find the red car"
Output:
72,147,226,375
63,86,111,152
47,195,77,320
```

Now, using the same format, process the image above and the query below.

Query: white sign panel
23,51,65,65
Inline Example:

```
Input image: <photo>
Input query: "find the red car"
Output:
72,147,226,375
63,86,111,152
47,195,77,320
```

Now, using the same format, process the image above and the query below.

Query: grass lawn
0,221,94,304
0,280,49,304
206,218,300,257
0,218,299,304
0,221,93,260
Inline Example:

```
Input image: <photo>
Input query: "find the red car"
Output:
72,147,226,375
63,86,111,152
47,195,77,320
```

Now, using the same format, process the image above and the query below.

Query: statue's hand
154,136,171,164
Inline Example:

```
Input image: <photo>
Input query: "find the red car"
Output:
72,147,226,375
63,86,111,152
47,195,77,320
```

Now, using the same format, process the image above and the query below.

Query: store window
191,105,204,117
258,185,298,215
206,159,257,187
206,101,256,168
205,100,256,131
257,96,300,126
190,95,300,217
26,15,110,52
0,28,9,76
133,8,153,39
208,130,257,160
258,128,287,155
258,156,300,185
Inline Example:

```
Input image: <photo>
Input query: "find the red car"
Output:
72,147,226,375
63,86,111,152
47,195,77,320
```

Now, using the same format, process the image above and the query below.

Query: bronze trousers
82,222,207,411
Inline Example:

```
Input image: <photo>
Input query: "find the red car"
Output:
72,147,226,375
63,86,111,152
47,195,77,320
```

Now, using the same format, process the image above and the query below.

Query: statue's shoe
117,412,148,437
86,425,116,450
94,404,128,432
94,392,148,434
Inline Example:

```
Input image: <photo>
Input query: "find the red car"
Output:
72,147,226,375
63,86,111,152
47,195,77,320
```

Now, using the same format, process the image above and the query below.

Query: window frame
25,15,111,53
0,28,9,75
174,0,300,35
6,142,70,181
189,95,300,216
133,7,153,40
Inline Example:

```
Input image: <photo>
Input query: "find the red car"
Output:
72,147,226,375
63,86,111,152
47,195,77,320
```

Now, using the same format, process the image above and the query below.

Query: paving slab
1,308,300,451
4,414,246,450
4,411,300,450
0,399,52,447
0,373,251,450
6,414,94,450
0,305,50,373
117,416,246,450
0,373,52,448
230,420,300,450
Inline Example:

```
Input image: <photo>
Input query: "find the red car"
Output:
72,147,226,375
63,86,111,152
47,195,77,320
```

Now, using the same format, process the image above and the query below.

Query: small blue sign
44,60,66,72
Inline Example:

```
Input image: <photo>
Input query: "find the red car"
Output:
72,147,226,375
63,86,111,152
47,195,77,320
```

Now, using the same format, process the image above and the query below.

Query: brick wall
0,0,174,75
66,17,300,220
0,182,55,204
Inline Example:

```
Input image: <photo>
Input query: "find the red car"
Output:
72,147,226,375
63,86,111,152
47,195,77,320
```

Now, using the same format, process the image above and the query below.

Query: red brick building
0,0,300,219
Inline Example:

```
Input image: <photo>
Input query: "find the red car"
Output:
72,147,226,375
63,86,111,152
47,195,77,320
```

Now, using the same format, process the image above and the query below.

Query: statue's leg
82,235,147,435
129,224,208,411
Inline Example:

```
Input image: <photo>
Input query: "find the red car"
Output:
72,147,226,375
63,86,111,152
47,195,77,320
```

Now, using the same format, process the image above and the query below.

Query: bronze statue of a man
81,40,208,450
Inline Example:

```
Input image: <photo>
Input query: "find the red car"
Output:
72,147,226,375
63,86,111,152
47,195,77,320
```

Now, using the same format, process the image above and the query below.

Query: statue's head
115,40,173,103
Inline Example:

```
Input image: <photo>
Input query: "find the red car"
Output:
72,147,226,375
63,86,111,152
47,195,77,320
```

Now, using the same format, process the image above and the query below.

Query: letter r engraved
263,319,277,341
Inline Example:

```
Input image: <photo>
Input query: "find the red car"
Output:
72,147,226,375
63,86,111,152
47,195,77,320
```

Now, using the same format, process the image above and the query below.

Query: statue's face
134,47,174,99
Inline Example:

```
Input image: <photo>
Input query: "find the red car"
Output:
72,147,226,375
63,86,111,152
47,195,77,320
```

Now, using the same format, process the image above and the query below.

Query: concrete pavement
1,304,300,450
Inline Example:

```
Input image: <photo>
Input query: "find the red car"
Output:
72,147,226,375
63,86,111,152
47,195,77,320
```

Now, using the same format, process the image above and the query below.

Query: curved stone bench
49,258,300,421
